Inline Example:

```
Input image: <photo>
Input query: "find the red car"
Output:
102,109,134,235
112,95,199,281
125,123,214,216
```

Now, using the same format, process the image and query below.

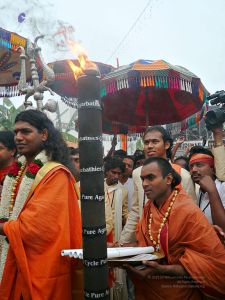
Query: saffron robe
0,166,82,300
135,189,225,300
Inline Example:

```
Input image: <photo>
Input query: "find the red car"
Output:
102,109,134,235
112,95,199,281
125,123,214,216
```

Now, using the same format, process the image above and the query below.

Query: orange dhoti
133,189,225,300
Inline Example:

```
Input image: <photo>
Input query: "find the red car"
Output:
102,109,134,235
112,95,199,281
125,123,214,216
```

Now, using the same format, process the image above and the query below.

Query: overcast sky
1,0,225,96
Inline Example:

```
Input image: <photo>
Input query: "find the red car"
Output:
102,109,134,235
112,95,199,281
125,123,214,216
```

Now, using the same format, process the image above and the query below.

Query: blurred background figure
69,147,80,181
133,149,145,169
0,131,16,195
104,157,128,299
174,156,189,171
119,155,135,212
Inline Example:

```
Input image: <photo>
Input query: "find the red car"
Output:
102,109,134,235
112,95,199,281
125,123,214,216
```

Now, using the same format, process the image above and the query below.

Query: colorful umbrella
101,59,208,126
102,117,145,134
0,27,32,97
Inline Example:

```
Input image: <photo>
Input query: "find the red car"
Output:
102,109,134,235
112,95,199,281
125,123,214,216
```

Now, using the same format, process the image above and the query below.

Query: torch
77,69,109,300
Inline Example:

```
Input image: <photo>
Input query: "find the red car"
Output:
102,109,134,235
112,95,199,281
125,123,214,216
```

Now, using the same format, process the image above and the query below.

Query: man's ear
41,129,48,142
166,173,173,186
11,148,17,157
164,141,170,151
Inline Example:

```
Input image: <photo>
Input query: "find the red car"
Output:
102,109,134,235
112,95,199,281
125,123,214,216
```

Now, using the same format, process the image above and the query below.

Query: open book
61,246,164,262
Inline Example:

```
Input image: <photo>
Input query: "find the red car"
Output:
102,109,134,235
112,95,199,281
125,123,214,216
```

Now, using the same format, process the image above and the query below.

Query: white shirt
198,179,225,224
119,178,134,212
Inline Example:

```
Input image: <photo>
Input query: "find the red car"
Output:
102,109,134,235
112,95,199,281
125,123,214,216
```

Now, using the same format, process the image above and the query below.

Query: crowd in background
0,110,225,299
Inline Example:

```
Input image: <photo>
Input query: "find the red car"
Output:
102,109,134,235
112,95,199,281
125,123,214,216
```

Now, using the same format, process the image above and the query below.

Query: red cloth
0,165,12,185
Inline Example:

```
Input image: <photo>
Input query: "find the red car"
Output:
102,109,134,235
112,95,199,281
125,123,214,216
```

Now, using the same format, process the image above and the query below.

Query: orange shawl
135,189,225,300
0,166,82,300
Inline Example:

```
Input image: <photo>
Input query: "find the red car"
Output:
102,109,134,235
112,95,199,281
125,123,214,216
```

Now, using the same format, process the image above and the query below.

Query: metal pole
77,69,109,300
18,36,55,111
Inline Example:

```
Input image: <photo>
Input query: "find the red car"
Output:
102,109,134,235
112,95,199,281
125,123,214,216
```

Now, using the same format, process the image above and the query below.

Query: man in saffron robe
125,157,225,300
120,125,196,244
0,110,82,300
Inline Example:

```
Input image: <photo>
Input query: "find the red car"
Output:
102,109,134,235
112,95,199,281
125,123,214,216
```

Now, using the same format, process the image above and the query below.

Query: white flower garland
0,150,49,281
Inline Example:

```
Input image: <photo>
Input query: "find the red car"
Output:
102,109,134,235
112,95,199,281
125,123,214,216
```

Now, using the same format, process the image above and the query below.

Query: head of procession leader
143,126,173,160
141,157,181,208
14,109,76,176
14,110,48,163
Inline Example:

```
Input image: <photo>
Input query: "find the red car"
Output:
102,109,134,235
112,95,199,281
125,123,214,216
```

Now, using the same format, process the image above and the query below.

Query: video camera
205,90,225,130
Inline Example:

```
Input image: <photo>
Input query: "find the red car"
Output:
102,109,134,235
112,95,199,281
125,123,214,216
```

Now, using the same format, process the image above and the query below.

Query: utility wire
106,0,153,63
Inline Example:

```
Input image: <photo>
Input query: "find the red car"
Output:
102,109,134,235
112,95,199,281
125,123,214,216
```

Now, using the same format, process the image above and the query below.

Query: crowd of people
0,108,224,299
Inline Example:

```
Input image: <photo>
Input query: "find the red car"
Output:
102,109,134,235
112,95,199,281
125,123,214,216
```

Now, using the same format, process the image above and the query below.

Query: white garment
198,179,225,224
104,181,128,240
119,178,134,212
105,182,128,299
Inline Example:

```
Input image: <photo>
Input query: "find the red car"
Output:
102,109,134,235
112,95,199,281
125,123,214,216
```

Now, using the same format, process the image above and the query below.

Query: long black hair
15,109,79,180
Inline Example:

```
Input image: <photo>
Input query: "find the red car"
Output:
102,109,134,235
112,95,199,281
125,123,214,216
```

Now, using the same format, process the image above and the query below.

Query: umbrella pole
120,134,127,152
77,70,109,300
145,90,150,126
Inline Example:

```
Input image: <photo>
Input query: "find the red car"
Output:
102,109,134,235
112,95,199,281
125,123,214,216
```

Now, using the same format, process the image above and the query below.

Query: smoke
0,0,76,62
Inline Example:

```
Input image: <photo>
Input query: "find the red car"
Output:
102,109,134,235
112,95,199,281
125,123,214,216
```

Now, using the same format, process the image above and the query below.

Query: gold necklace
9,162,27,217
148,189,178,252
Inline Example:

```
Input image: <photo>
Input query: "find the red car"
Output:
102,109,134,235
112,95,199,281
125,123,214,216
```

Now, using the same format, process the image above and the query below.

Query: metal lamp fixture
17,35,56,111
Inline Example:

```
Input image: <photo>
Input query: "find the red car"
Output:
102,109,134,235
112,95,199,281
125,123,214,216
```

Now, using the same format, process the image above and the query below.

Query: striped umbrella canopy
0,27,32,97
102,117,145,134
101,59,208,126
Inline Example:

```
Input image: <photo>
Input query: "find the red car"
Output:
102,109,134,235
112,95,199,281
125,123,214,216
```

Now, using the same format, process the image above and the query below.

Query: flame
68,60,83,80
67,40,96,79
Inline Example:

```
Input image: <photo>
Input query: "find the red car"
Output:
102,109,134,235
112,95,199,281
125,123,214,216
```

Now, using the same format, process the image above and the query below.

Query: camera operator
211,126,225,181
205,90,225,181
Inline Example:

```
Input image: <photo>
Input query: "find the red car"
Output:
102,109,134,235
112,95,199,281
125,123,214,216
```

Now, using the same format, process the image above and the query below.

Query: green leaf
136,138,144,150
3,97,13,108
